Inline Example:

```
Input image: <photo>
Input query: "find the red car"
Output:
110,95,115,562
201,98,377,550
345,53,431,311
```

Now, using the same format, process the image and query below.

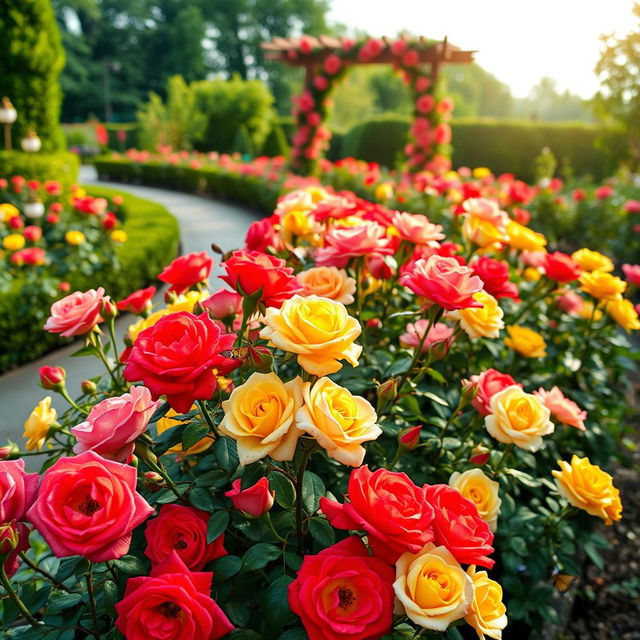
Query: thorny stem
86,563,100,639
18,552,70,592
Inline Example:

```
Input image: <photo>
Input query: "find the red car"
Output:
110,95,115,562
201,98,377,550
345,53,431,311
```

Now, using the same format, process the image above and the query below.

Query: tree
595,3,640,165
0,0,66,150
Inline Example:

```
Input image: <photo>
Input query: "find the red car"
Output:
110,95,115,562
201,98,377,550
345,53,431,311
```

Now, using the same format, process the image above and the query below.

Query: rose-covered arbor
261,35,474,175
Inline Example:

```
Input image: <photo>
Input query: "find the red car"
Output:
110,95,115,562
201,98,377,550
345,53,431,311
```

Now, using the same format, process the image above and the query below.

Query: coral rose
115,551,234,640
0,459,38,523
219,372,303,465
71,386,161,461
288,536,395,640
399,255,484,310
295,377,381,466
552,456,622,525
44,287,107,337
320,466,435,563
144,504,227,570
426,484,495,568
394,543,473,631
392,212,445,246
260,295,362,376
543,251,581,283
123,312,238,414
462,369,521,416
452,290,504,339
225,477,274,518
158,251,213,295
504,325,547,358
221,249,302,309
297,266,356,304
485,386,554,452
449,469,502,531
533,386,587,430
27,451,154,561
464,565,508,640
23,397,57,451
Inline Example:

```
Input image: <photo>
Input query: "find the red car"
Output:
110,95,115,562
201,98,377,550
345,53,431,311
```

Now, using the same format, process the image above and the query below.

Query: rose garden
1,1,640,639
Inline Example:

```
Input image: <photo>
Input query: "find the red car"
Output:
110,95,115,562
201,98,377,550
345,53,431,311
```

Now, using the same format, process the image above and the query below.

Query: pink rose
556,290,584,315
323,54,342,76
315,222,393,266
71,386,161,461
622,263,640,286
392,212,445,246
623,199,640,213
433,123,452,145
463,369,522,416
462,198,509,229
399,255,484,310
0,459,38,522
202,288,243,319
27,451,154,561
533,386,587,430
225,477,275,518
400,320,454,355
44,287,107,337
416,94,435,113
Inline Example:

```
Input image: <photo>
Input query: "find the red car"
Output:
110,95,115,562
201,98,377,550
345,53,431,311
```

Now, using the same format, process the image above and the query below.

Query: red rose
123,312,238,413
158,251,214,295
543,251,581,283
23,225,42,243
10,247,46,266
426,484,495,568
463,368,521,416
320,466,435,563
244,217,283,253
27,451,154,561
144,504,227,570
39,365,66,390
225,477,274,518
117,286,157,314
595,185,613,199
115,551,234,640
1,522,30,578
471,256,520,301
220,249,302,309
289,536,394,640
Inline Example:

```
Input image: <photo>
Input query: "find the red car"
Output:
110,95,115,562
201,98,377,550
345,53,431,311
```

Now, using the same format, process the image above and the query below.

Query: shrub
0,0,65,150
261,123,290,158
0,151,79,190
341,114,411,167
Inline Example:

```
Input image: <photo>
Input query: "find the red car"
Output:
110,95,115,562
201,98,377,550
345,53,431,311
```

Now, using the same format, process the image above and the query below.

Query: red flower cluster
159,251,214,295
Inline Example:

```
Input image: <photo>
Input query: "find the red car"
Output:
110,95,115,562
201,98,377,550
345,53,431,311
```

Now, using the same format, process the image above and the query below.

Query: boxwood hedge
0,151,80,191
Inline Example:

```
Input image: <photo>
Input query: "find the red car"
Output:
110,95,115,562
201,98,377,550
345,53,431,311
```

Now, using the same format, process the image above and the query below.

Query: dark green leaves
207,511,230,543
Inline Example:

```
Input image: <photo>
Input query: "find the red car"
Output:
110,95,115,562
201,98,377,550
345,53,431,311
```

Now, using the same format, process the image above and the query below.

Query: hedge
337,116,627,181
0,151,80,191
0,186,180,372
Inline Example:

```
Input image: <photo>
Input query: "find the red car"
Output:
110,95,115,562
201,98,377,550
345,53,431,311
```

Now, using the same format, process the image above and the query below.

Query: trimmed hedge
0,186,179,372
337,116,627,181
0,151,80,191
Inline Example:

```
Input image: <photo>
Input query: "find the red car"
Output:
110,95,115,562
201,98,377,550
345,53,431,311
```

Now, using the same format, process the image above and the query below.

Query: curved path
0,166,259,446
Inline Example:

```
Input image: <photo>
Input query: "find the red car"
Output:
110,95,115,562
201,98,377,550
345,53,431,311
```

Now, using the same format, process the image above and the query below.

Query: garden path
0,165,258,449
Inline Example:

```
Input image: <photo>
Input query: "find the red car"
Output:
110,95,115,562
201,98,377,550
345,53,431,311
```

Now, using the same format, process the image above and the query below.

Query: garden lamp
21,129,41,153
0,97,17,151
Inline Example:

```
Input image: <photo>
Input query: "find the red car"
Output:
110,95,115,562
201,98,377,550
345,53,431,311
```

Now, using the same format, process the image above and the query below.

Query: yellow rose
304,185,330,203
523,267,542,282
605,297,640,332
260,295,362,376
394,543,473,631
3,233,25,251
23,397,57,451
473,167,492,179
449,469,502,531
157,405,213,456
578,300,603,322
219,372,303,465
297,266,356,305
579,270,626,300
65,230,86,246
485,386,554,451
464,565,508,640
295,377,381,466
280,209,319,239
111,230,127,243
128,309,170,343
462,216,504,248
552,455,622,525
504,325,547,358
453,291,504,339
571,248,614,272
167,290,209,314
505,221,547,252
0,203,19,221
374,182,394,200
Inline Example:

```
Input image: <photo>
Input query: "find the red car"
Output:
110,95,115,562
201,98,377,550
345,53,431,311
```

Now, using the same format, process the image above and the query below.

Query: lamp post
21,130,41,153
0,97,17,151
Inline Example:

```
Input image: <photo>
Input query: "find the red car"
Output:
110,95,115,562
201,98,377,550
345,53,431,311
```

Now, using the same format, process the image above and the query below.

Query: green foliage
341,114,410,168
0,151,79,191
232,125,255,157
0,0,65,150
0,186,179,372
261,124,290,158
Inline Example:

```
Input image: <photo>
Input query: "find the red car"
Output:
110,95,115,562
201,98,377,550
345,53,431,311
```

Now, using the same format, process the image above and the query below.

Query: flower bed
0,182,635,639
0,179,179,372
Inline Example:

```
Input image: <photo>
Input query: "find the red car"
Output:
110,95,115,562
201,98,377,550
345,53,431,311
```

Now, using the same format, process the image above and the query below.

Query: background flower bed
0,185,179,372
0,153,79,194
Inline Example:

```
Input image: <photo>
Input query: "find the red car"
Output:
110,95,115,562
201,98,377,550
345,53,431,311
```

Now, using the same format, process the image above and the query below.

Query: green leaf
207,511,230,543
228,631,263,640
149,401,171,423
46,593,84,615
584,541,604,569
384,356,413,377
302,471,325,515
264,575,296,629
424,392,449,407
215,437,240,474
196,470,229,488
212,555,242,582
276,629,308,640
70,344,100,358
182,422,210,451
113,555,147,576
284,551,302,571
510,537,527,556
308,517,335,548
240,543,281,572
226,602,252,627
269,472,296,509
446,628,464,640
189,487,215,511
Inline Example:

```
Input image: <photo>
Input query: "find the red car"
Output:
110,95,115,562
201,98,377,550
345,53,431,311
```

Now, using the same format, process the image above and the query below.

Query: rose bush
0,180,633,639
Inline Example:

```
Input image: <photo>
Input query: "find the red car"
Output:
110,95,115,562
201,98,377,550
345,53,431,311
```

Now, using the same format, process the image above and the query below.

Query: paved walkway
0,166,259,448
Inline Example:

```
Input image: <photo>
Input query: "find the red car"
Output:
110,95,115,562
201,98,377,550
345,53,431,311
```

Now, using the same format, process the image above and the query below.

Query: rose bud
224,477,274,518
470,445,491,466
366,318,382,330
0,522,19,555
398,425,423,450
58,281,70,292
39,365,66,391
244,345,274,373
376,377,398,413
8,216,23,230
81,379,97,395
142,471,165,491
102,299,118,320
0,443,19,460
202,288,243,320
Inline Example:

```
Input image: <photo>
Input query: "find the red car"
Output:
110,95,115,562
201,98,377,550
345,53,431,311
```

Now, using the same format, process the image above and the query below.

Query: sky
328,0,637,98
